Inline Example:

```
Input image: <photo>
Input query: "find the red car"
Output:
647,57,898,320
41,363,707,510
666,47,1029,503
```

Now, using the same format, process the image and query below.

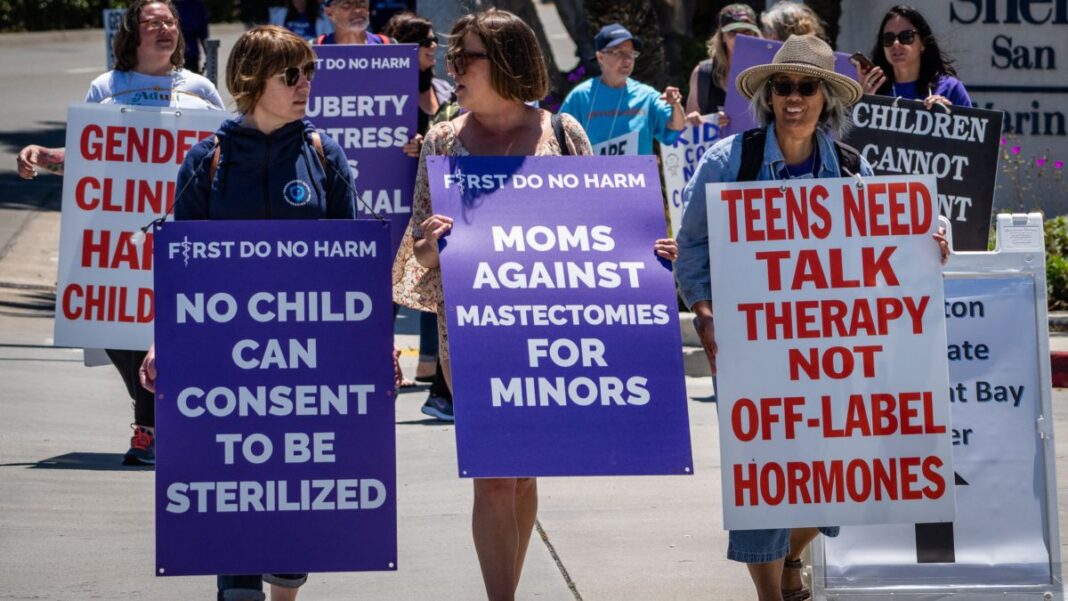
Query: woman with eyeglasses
14,0,223,468
676,35,947,601
393,9,675,600
559,23,685,156
139,25,355,601
856,4,972,108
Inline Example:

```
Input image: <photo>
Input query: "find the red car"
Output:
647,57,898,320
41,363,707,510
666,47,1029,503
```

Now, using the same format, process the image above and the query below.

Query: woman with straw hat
675,34,947,601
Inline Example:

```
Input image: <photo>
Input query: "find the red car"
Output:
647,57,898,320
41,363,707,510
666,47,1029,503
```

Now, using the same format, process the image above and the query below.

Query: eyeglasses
770,78,821,97
881,29,919,47
330,0,369,11
140,17,178,31
604,50,640,61
446,50,489,75
277,62,316,86
417,37,438,48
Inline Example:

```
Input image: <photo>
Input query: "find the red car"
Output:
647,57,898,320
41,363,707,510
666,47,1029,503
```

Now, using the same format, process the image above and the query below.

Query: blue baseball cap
594,24,643,52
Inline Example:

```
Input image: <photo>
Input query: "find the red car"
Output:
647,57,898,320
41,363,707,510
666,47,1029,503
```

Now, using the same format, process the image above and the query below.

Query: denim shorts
727,526,839,564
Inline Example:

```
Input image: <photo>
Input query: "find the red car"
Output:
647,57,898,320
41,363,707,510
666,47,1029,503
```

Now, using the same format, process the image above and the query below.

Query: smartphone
850,52,875,72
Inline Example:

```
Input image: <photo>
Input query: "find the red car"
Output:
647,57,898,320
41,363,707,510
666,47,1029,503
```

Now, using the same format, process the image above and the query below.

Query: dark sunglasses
770,78,820,97
881,29,919,47
446,50,489,75
278,62,316,86
417,37,438,48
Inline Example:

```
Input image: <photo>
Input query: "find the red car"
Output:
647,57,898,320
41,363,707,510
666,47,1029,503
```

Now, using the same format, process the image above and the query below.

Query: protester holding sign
15,0,223,467
393,9,673,599
559,24,684,156
140,25,355,601
856,4,972,108
677,34,871,601
684,4,761,128
679,34,952,601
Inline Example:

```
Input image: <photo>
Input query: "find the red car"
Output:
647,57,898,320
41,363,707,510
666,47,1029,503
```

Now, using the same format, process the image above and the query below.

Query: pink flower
1037,158,1048,167
1056,161,1065,169
1012,146,1021,155
1000,137,1006,145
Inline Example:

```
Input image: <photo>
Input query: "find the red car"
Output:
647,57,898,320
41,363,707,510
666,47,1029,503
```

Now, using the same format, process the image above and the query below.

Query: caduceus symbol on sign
452,167,466,195
181,235,192,267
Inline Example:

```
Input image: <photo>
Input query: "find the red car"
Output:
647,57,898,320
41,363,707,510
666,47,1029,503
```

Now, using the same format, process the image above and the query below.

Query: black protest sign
845,96,1003,250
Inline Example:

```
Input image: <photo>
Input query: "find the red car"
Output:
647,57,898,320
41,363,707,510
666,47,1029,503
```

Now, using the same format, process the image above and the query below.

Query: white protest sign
824,276,1051,584
103,8,125,71
54,104,227,350
708,174,956,529
592,130,639,157
659,117,718,234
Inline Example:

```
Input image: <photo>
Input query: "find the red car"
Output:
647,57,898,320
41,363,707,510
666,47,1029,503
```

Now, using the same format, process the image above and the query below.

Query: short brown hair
448,9,548,102
113,0,185,72
227,25,315,115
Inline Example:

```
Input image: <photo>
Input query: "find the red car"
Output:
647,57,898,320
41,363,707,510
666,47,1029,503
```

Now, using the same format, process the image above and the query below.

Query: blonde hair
226,25,315,114
761,1,828,42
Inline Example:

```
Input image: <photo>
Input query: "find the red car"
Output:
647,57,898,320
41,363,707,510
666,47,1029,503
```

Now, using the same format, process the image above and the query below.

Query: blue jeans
217,574,307,601
419,310,438,360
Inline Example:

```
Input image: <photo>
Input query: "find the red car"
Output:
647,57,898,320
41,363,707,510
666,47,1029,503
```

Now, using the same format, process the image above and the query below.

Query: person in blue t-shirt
315,0,393,45
559,23,685,156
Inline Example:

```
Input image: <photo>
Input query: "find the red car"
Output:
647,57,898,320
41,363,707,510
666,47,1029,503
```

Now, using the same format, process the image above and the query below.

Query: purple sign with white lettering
153,220,395,576
308,44,418,257
428,156,694,478
723,36,856,138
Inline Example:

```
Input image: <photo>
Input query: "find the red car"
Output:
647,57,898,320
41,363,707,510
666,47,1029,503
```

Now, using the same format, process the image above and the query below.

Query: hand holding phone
850,52,885,94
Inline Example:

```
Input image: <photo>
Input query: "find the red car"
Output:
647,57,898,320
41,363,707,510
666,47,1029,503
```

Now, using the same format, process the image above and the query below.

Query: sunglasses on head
446,50,489,75
417,37,438,48
881,29,919,47
770,78,820,97
278,62,316,86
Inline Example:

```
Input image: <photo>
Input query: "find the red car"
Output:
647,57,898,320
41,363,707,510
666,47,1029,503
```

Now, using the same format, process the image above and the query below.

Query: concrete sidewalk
1,210,1067,600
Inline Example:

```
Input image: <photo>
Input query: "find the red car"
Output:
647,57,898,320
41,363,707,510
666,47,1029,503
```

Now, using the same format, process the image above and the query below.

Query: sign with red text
54,104,227,350
707,174,956,529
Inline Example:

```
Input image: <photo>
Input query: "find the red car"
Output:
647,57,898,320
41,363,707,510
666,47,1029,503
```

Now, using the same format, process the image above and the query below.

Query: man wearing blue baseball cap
560,23,684,156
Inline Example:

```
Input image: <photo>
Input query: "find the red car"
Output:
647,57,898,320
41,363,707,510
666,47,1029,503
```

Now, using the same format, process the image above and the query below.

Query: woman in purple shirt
856,4,972,108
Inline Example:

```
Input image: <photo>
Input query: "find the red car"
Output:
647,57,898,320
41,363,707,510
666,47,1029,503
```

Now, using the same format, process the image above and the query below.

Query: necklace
585,78,627,140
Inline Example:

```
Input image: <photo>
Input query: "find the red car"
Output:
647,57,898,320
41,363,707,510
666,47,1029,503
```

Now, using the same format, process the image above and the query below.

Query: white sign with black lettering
592,130,639,157
825,275,1051,585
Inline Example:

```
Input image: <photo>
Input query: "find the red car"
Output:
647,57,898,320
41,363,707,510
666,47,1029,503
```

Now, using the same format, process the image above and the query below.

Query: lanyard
586,78,627,140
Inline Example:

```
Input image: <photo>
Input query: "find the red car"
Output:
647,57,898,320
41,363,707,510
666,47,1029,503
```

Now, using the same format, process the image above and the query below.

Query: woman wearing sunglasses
394,9,674,600
677,34,948,601
857,4,972,108
140,25,354,601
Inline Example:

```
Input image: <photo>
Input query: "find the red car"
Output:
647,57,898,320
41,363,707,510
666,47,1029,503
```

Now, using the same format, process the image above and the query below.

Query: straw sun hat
735,34,863,105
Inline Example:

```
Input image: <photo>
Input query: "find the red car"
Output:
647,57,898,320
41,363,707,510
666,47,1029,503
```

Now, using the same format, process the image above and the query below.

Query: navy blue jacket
176,118,356,221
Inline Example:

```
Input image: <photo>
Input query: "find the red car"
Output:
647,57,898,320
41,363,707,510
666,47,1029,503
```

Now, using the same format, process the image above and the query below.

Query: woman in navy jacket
142,25,354,601
176,27,355,221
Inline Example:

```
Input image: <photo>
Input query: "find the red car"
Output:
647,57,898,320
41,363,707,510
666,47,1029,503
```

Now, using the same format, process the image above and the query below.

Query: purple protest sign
308,44,418,257
428,156,694,478
723,35,857,138
153,220,395,576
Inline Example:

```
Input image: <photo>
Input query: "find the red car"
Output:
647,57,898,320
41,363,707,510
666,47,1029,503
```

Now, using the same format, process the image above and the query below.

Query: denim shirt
674,122,874,309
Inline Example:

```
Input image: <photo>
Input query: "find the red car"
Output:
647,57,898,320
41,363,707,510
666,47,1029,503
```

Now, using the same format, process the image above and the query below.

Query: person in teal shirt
560,23,685,156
